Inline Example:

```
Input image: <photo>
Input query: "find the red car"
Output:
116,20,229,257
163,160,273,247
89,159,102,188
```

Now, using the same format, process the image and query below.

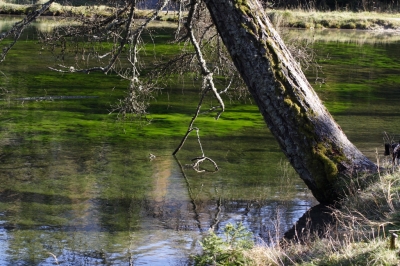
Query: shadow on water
283,204,334,243
0,189,74,204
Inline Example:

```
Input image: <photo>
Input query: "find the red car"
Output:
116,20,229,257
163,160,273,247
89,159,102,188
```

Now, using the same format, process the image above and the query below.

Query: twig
191,156,219,173
172,86,209,155
47,252,59,265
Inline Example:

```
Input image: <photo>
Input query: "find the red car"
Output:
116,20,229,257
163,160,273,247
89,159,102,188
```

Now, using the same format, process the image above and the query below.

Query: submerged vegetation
1,1,400,264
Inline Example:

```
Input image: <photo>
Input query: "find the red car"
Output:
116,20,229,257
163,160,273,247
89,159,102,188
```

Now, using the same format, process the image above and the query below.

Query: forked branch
172,0,226,165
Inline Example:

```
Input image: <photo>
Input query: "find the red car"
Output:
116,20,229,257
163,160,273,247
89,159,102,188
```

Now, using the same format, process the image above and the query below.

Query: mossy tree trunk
204,0,377,204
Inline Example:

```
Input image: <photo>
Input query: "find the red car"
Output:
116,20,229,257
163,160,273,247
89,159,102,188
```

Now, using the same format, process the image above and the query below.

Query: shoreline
1,2,400,31
267,9,400,31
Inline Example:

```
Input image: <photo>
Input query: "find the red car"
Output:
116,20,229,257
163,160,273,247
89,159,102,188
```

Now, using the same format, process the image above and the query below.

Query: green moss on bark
230,0,355,203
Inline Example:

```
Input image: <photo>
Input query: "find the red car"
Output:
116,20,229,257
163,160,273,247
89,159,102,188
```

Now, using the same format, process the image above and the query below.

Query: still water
1,17,400,265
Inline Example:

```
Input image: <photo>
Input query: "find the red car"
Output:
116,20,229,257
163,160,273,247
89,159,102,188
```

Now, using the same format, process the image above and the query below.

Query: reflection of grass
0,38,265,142
0,15,176,33
282,27,400,44
276,159,297,191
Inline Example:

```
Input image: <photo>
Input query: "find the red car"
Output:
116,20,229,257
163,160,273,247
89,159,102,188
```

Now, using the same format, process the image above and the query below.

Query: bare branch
174,0,185,39
192,156,219,173
172,86,209,155
186,0,225,121
47,0,170,78
172,0,227,161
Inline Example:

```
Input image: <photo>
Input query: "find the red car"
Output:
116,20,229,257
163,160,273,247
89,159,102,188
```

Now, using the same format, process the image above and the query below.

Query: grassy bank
1,1,400,30
255,167,400,265
267,9,400,30
194,161,400,265
0,0,180,21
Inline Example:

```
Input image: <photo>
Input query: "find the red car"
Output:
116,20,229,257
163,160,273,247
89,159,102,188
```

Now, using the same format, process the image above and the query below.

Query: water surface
1,17,400,265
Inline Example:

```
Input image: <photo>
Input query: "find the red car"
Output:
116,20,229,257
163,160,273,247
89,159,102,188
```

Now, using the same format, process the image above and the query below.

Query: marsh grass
0,0,30,15
250,160,400,265
0,1,181,21
1,1,399,29
267,9,400,30
0,1,109,16
280,27,400,45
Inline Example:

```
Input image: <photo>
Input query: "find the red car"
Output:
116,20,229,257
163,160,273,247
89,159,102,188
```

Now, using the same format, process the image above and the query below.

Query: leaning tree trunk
204,0,377,204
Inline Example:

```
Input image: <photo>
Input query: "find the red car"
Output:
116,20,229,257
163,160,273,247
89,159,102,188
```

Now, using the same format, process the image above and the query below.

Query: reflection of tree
0,132,318,264
174,156,203,231
0,119,158,261
149,155,172,203
173,156,315,243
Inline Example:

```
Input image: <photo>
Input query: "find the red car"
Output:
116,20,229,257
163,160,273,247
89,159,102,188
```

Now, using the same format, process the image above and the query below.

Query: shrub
193,222,254,265
341,22,357,29
319,19,330,27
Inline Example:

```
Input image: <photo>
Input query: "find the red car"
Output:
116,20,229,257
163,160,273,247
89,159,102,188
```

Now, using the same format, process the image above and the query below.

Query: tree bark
204,0,377,204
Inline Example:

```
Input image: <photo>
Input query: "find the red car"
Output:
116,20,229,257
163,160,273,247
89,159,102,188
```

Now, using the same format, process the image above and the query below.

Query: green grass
303,40,400,117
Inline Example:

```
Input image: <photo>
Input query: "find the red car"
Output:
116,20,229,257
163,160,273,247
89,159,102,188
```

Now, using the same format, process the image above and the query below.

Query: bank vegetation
1,0,400,30
194,158,400,265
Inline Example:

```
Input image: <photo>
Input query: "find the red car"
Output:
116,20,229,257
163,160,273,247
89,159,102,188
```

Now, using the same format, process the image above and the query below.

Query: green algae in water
310,41,400,116
0,36,266,142
3,19,400,264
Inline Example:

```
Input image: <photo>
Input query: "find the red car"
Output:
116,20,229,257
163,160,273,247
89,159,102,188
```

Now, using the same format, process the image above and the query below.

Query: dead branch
171,0,231,171
186,0,225,118
192,156,219,173
172,87,208,155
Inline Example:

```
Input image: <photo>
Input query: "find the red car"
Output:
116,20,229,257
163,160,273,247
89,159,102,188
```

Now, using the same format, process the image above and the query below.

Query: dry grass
1,1,399,30
242,159,400,265
0,0,30,15
0,1,181,21
0,1,113,16
194,156,400,265
267,9,400,30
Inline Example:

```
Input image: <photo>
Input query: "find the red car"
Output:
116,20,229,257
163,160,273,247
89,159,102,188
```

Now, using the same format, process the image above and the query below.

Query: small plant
193,222,254,265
